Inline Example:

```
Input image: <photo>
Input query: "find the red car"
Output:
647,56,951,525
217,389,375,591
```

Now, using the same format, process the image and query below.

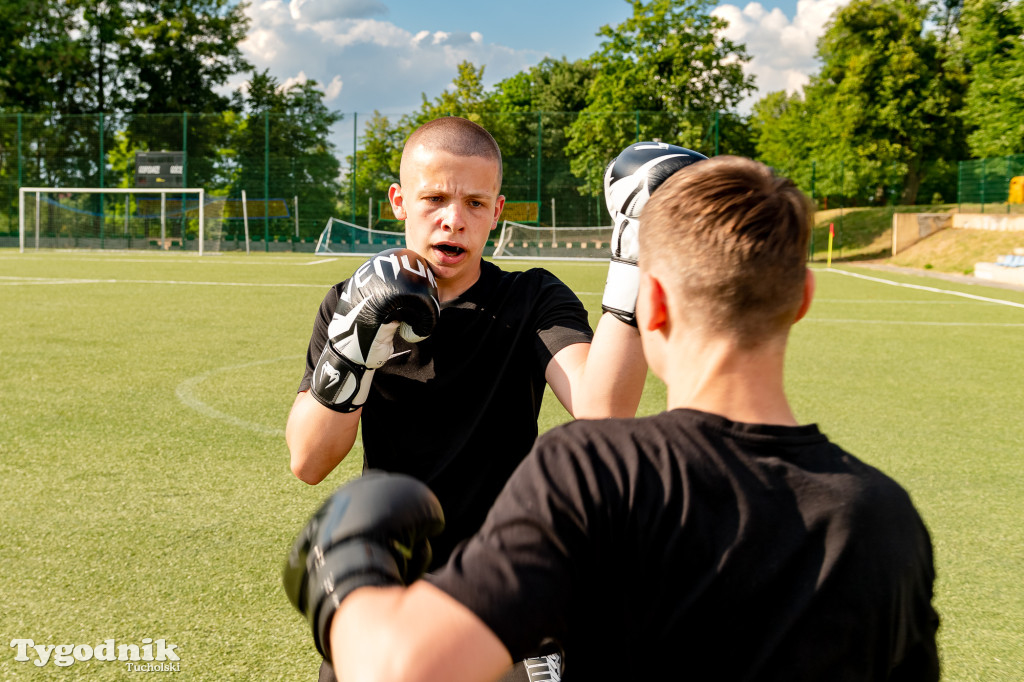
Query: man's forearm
331,582,513,682
286,391,360,484
548,314,647,420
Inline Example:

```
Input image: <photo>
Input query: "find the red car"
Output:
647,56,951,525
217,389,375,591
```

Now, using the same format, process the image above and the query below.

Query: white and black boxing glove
310,248,439,412
603,142,707,326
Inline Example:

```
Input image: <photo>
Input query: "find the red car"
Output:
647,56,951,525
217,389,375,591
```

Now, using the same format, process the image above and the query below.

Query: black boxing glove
310,248,439,412
282,471,445,662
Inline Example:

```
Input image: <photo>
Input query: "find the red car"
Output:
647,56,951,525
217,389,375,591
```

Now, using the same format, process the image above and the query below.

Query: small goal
492,220,613,260
19,187,208,255
314,217,406,255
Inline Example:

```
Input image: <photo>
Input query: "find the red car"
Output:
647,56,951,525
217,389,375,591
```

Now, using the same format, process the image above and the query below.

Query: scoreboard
135,151,184,188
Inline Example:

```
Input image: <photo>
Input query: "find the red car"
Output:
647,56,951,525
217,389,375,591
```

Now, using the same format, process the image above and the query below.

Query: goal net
18,187,209,255
315,217,406,255
492,221,613,260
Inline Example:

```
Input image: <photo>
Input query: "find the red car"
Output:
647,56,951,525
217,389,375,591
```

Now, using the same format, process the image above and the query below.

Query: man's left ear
794,268,816,323
492,195,505,230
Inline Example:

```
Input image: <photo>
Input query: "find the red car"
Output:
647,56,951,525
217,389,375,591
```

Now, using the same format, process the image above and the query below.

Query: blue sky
235,0,849,149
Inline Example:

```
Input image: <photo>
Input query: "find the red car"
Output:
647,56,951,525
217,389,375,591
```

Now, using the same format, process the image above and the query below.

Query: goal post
18,187,206,255
314,217,406,255
492,220,613,260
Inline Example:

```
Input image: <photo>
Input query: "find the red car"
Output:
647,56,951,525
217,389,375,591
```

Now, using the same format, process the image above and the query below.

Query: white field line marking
175,356,300,437
0,254,345,266
808,318,1024,327
821,268,1024,310
0,275,325,288
814,299,996,305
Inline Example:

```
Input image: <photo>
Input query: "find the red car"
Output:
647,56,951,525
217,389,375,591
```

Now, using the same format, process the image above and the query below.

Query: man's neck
663,336,798,426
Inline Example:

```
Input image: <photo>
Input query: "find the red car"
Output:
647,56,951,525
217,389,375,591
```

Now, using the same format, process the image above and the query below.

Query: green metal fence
0,110,728,250
957,154,1024,214
4,111,1021,253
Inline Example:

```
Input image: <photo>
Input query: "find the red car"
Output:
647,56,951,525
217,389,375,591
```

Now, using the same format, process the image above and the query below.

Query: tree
345,111,406,225
489,58,598,221
0,0,249,115
958,0,1024,156
751,91,817,191
815,0,967,203
751,0,966,205
229,71,343,237
565,0,755,194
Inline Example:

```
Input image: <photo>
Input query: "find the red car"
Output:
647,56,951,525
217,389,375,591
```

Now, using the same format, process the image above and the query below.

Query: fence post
99,113,106,246
809,160,816,260
714,111,719,156
182,113,188,249
957,160,962,213
351,112,357,225
981,158,986,214
264,111,270,251
634,111,640,143
536,112,542,224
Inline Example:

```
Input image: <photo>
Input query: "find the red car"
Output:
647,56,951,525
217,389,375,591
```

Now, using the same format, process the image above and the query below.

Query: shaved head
402,117,503,187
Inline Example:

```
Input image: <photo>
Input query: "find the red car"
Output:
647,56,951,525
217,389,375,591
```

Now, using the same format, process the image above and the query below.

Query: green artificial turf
0,250,1021,679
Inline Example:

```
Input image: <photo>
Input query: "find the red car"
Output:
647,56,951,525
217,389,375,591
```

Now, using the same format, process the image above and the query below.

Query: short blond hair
403,117,502,187
639,156,812,346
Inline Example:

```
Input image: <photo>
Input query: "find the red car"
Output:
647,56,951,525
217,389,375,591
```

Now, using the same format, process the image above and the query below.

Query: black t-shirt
431,408,940,681
300,260,594,567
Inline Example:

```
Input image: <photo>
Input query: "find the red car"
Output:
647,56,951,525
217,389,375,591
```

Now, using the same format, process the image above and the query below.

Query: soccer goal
18,187,208,255
492,220,613,260
314,217,407,255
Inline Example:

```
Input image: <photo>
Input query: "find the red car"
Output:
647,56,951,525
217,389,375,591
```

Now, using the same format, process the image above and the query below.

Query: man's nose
441,202,464,232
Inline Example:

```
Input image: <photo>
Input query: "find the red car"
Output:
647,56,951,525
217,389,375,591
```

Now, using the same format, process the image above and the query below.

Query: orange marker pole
827,222,835,268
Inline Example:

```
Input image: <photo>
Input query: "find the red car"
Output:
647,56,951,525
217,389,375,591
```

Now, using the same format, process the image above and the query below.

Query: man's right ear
388,183,407,221
794,268,816,323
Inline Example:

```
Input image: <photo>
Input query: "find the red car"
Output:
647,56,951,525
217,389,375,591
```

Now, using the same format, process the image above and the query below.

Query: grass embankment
810,204,1024,275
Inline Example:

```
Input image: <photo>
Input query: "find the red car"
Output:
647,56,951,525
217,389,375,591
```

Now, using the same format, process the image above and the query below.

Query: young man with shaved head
285,117,654,680
284,155,940,681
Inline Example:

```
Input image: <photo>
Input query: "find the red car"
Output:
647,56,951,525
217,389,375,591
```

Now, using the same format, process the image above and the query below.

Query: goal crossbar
19,187,206,255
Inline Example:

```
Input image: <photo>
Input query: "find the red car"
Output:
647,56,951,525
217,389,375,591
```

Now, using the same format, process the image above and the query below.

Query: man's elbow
287,437,329,485
290,455,327,485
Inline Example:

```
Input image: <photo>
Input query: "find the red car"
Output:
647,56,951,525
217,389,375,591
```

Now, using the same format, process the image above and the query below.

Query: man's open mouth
435,244,465,256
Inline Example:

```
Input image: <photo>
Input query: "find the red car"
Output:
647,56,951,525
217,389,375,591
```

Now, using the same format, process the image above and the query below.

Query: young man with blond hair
284,155,940,681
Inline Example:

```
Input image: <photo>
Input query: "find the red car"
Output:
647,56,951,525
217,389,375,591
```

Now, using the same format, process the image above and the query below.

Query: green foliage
959,0,1024,155
751,0,967,205
566,0,755,194
0,0,250,116
230,71,343,229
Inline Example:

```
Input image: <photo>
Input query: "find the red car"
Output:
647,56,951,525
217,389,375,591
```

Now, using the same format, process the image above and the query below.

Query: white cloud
713,0,850,112
237,0,543,128
324,75,344,101
279,70,309,91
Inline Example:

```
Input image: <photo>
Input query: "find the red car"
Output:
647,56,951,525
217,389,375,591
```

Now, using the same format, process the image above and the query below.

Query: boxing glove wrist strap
310,343,374,413
601,259,640,327
309,540,402,661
